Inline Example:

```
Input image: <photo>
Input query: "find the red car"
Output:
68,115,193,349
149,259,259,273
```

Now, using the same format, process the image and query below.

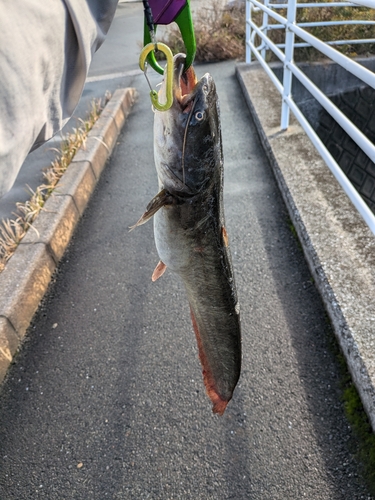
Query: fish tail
190,307,229,416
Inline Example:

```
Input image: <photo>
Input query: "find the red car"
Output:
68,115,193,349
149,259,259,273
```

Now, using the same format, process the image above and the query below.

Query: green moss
286,218,304,252
343,382,375,492
327,332,375,494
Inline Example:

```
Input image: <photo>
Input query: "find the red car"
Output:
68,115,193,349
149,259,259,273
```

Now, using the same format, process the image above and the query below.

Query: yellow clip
139,43,174,112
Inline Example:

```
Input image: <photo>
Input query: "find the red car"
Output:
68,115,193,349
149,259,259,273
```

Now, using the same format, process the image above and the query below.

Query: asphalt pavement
0,3,373,499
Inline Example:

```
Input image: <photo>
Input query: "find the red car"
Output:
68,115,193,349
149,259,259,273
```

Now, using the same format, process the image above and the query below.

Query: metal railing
245,0,375,235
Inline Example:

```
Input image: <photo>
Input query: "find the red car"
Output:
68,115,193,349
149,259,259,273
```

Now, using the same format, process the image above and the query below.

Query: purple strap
148,0,186,25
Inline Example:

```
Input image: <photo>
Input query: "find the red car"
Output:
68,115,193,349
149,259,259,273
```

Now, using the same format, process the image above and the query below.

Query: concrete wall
270,58,375,212
316,87,375,212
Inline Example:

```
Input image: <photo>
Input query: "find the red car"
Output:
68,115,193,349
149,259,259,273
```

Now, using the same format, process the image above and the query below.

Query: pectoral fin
129,189,173,231
152,260,167,281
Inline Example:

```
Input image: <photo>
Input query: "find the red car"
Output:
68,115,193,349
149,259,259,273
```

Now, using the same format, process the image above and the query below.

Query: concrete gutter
0,87,137,383
236,62,375,432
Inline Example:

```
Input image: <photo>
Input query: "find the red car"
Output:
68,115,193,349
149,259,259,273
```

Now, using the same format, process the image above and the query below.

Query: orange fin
222,226,229,247
152,260,167,282
190,307,229,416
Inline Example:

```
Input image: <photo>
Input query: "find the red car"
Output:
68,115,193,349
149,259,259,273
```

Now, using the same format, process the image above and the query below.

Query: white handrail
351,0,375,7
249,0,375,90
245,0,375,235
291,24,375,89
285,95,375,235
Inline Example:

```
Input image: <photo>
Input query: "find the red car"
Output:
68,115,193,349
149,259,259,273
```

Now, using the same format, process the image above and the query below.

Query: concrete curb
236,63,375,432
0,87,137,383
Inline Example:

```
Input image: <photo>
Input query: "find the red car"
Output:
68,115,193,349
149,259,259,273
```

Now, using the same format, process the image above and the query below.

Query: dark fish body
133,54,241,414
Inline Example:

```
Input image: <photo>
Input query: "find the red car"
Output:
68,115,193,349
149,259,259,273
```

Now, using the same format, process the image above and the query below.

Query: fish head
154,54,222,196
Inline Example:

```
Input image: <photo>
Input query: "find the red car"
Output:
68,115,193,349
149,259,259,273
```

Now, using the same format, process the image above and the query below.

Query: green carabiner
174,0,196,71
143,0,196,75
139,42,174,112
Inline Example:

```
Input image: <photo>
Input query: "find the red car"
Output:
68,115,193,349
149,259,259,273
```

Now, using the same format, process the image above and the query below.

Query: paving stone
360,176,375,199
89,108,120,154
353,113,367,131
364,127,375,144
0,243,56,338
361,86,375,103
341,103,357,122
356,149,371,168
327,141,342,162
332,123,345,144
349,164,366,188
366,160,375,178
345,136,360,157
340,151,354,174
72,135,110,180
317,85,375,213
366,112,375,134
355,96,371,119
0,317,19,384
54,160,97,216
341,87,359,108
20,194,80,264
319,111,335,130
0,317,18,354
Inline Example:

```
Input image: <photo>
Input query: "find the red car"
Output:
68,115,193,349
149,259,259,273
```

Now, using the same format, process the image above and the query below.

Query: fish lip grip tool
141,0,196,75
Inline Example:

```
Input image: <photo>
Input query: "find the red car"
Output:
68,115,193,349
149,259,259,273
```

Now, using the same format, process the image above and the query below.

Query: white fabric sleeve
0,0,118,197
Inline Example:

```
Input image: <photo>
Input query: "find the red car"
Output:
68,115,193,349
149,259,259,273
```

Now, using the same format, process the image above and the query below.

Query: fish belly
154,202,241,414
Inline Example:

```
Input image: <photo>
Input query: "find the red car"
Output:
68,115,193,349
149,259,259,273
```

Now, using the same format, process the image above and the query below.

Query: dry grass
161,1,245,62
159,0,375,63
265,2,375,62
0,94,110,273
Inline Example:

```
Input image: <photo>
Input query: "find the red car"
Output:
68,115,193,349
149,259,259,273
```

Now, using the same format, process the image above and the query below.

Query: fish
131,54,241,415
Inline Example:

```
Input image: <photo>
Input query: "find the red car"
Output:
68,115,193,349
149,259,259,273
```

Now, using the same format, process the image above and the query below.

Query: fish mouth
172,54,204,113
173,54,197,105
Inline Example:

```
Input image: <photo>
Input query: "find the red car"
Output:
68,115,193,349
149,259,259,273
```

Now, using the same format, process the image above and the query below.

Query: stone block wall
315,87,375,213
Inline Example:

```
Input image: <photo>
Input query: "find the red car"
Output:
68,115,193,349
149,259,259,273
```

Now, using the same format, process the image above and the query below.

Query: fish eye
203,84,209,94
195,111,204,121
